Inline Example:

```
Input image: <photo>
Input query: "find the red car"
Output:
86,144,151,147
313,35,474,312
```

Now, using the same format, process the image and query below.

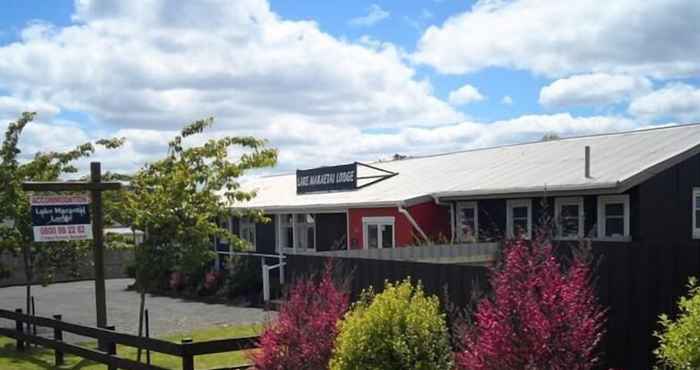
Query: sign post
23,162,121,331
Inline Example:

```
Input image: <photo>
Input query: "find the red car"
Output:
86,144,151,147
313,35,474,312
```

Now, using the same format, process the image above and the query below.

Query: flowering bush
330,279,453,370
457,239,606,370
250,261,349,370
203,271,223,291
655,276,700,369
169,271,186,291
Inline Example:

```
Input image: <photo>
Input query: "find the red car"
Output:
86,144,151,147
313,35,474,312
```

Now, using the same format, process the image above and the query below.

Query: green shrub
220,255,262,298
655,277,700,369
330,279,453,370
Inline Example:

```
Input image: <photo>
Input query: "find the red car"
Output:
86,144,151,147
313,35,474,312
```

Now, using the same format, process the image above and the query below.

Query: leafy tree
251,262,349,370
330,279,453,370
0,112,123,313
124,117,276,355
457,238,606,370
655,276,700,369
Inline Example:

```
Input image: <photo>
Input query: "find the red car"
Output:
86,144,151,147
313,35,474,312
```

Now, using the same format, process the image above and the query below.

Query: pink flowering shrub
169,271,186,291
250,262,349,370
203,271,223,291
457,239,606,370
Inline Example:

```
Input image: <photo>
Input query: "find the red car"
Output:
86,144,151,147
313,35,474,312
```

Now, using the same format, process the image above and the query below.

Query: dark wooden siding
256,215,276,254
315,213,347,251
637,151,700,242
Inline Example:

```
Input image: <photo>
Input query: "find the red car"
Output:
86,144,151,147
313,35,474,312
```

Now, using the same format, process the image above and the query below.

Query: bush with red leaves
250,262,349,370
457,238,606,370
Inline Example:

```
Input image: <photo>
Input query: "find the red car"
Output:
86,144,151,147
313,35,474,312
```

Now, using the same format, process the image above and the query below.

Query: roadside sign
30,194,93,242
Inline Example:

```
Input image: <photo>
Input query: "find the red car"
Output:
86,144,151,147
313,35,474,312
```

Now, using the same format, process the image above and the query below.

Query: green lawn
0,323,261,370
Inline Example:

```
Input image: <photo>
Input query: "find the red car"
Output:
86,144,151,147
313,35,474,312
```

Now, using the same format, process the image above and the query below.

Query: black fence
0,308,258,370
287,240,700,370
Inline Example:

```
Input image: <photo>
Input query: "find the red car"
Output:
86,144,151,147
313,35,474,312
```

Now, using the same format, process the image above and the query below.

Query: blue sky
0,0,699,174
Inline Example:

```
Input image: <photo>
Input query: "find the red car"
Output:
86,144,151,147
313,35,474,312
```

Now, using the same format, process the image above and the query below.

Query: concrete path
0,279,273,343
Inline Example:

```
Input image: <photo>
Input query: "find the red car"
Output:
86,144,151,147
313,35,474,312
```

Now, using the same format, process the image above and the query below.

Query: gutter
432,195,455,244
398,202,431,245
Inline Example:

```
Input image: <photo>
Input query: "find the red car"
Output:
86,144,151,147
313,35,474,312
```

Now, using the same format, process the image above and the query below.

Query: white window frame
276,213,294,252
456,201,479,242
294,213,317,252
597,195,630,241
554,197,584,240
239,218,256,250
506,199,532,239
362,216,395,249
693,188,700,239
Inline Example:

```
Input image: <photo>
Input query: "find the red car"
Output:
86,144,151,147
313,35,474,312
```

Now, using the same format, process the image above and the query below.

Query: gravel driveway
0,279,273,343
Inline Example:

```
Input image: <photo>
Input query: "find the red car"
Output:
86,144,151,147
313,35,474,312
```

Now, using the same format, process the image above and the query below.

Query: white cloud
413,0,700,78
0,0,670,176
348,4,390,27
539,73,652,108
501,95,513,105
629,83,700,122
448,84,485,106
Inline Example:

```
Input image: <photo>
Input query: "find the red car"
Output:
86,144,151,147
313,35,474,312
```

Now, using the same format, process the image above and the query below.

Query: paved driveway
0,279,273,343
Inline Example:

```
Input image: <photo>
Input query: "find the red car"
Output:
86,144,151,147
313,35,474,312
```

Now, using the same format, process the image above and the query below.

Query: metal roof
236,123,700,211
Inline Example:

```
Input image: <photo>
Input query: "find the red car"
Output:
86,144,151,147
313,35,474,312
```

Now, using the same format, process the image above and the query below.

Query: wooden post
14,309,24,352
181,338,194,370
53,314,64,366
91,162,107,331
106,325,117,370
145,309,151,365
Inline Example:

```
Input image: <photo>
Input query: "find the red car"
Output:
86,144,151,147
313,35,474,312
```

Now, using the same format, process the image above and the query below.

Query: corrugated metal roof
236,123,700,211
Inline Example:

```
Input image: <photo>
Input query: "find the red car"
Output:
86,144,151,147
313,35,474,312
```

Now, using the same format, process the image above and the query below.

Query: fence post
53,314,64,366
14,309,24,352
106,325,117,370
181,338,194,370
262,260,270,303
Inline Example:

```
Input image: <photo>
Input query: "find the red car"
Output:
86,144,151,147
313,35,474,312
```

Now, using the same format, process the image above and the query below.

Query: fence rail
0,308,258,370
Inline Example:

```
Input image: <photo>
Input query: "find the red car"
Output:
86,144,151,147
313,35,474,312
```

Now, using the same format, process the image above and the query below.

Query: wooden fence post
14,309,24,352
181,338,194,370
106,325,117,370
53,314,64,366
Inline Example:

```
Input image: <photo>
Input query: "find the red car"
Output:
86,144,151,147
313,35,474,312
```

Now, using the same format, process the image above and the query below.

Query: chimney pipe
585,146,591,178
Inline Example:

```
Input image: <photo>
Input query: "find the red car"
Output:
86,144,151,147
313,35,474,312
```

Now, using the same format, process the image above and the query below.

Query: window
239,218,256,250
278,214,294,250
363,217,395,249
294,213,316,251
507,199,532,239
456,201,478,242
693,188,700,239
597,195,630,239
555,197,584,239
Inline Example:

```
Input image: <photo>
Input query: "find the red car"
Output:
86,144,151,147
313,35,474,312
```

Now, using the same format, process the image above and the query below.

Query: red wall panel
347,201,450,249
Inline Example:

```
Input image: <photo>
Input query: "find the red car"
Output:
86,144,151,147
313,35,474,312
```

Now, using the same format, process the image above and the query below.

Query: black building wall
315,213,347,251
637,151,700,242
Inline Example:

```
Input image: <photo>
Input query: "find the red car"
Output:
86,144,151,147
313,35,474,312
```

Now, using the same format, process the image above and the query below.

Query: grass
0,323,262,370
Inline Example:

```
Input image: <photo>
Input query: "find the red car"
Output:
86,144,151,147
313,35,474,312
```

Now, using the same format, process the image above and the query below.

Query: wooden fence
287,240,700,370
0,308,258,370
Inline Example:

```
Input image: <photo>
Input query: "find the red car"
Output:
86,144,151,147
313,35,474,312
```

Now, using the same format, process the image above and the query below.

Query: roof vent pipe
585,146,591,178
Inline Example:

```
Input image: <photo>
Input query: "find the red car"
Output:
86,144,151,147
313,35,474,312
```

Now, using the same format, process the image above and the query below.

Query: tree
330,279,454,370
655,276,700,369
0,112,123,314
457,238,606,369
251,262,349,370
124,117,276,356
541,132,561,141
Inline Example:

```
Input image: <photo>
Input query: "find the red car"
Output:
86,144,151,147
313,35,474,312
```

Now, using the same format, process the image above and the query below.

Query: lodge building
215,123,700,260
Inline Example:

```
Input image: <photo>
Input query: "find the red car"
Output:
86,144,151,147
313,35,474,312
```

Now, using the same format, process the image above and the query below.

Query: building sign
297,163,357,194
30,195,92,242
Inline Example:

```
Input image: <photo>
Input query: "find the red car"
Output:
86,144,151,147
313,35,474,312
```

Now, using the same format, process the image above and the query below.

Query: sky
0,0,699,175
